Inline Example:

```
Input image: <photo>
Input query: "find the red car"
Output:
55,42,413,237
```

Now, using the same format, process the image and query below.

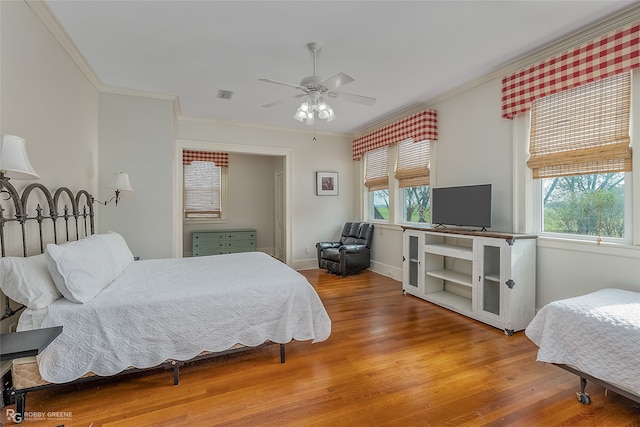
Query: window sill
537,235,640,259
184,218,228,225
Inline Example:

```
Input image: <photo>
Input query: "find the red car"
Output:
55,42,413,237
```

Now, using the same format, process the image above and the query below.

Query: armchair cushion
316,222,374,276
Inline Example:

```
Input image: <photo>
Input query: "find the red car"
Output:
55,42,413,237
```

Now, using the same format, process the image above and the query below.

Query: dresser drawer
225,231,256,241
193,241,225,250
226,240,256,252
193,232,225,243
193,248,226,256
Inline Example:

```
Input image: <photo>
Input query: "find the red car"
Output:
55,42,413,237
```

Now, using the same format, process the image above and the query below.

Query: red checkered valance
182,150,229,167
352,109,438,161
502,22,640,119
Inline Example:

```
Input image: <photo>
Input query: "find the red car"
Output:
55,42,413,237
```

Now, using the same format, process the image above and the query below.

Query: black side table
1,326,63,361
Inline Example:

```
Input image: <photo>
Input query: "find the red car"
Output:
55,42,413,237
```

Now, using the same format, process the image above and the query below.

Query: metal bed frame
554,364,640,405
0,174,285,422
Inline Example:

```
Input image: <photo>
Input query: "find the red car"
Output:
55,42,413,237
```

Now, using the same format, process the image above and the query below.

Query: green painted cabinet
192,229,256,256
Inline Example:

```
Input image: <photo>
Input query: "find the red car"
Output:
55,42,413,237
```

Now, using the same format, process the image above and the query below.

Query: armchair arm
316,242,341,250
339,245,371,275
316,241,341,267
339,244,367,254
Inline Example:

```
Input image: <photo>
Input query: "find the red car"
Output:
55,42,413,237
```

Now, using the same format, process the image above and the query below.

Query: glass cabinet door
477,240,505,321
403,232,423,294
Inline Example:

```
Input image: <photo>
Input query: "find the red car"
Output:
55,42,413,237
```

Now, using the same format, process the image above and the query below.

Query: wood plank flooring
4,270,639,426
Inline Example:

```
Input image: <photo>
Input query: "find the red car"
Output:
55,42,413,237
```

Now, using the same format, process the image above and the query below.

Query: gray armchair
316,222,374,276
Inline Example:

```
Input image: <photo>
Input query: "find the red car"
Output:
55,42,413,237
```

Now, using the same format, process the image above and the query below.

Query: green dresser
192,229,256,256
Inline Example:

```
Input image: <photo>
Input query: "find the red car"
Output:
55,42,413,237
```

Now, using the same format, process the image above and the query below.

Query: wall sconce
93,172,134,207
0,134,40,182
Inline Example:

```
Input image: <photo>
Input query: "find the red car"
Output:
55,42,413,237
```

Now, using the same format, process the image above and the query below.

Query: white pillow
45,231,134,303
0,254,62,309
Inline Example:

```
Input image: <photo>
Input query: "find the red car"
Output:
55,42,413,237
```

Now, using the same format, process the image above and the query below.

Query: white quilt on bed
525,288,640,395
20,252,331,383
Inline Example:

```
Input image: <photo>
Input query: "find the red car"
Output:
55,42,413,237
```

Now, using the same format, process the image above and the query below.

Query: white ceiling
45,0,639,134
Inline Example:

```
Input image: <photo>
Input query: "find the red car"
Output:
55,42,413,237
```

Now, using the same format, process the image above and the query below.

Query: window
396,139,430,223
529,72,632,241
183,150,228,220
365,146,389,221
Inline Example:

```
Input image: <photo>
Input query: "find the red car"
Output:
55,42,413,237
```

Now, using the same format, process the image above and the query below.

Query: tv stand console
402,227,537,335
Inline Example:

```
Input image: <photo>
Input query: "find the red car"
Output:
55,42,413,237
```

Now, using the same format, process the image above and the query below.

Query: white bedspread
525,288,640,395
20,252,331,383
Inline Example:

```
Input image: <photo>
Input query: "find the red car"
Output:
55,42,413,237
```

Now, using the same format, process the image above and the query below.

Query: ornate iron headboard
0,173,94,320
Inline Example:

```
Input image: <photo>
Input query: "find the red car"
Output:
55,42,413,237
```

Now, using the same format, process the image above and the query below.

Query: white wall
176,117,355,269
1,1,98,195
0,0,98,354
98,92,175,260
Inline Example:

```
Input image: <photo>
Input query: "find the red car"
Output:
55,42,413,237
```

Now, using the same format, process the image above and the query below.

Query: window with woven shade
364,146,389,191
528,72,631,179
529,71,632,240
183,150,228,220
364,146,390,220
395,139,430,187
395,139,431,223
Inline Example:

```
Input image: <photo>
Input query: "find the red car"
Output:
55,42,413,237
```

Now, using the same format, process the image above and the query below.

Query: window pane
371,189,389,220
542,173,625,238
403,185,430,223
184,161,222,219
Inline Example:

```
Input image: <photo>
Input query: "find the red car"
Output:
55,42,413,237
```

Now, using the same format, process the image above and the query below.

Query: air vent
217,89,233,100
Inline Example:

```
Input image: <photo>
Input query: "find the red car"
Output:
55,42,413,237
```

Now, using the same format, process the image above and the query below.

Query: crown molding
179,114,351,138
355,3,640,138
26,0,102,91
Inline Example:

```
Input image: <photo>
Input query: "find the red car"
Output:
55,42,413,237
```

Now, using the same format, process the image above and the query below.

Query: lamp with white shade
0,135,40,181
94,172,134,207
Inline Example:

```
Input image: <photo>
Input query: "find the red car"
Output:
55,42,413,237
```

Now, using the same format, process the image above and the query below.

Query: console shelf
402,227,537,335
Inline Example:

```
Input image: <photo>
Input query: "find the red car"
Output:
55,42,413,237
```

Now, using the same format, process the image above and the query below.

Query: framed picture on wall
316,171,338,196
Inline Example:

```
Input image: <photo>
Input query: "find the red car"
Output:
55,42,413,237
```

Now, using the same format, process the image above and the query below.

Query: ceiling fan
259,42,376,124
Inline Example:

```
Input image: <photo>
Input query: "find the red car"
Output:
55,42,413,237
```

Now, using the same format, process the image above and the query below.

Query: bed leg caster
280,344,286,363
170,360,181,385
10,392,26,424
577,377,591,404
576,392,591,404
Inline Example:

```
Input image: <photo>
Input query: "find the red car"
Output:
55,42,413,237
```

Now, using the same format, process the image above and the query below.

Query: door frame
173,139,292,264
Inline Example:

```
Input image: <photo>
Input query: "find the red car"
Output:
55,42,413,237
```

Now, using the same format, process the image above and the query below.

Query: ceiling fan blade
258,78,307,91
328,91,376,106
320,72,355,90
261,93,305,108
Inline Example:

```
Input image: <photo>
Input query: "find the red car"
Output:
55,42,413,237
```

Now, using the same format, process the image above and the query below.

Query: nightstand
1,326,63,361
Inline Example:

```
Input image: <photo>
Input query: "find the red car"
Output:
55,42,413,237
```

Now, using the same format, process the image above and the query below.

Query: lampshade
107,172,134,192
293,94,335,125
0,135,40,180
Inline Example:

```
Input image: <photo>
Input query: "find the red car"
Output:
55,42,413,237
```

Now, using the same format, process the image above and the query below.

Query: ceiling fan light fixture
260,42,375,125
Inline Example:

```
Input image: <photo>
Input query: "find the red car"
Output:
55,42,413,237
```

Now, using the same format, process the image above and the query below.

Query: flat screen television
431,184,492,230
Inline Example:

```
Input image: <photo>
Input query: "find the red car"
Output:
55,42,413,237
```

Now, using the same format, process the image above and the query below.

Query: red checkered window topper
182,150,229,167
352,109,438,160
502,22,640,120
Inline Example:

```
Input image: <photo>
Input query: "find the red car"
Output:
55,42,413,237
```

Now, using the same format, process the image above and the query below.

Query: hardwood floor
4,270,639,426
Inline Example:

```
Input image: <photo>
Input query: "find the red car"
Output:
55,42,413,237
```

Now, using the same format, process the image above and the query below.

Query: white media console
402,227,537,335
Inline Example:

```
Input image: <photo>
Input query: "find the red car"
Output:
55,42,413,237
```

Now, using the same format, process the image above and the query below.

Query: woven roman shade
502,22,640,120
183,149,227,219
528,72,631,179
395,139,430,187
364,146,389,191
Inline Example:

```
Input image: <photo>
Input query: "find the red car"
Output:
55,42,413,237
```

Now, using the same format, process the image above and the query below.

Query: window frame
183,160,228,223
364,141,434,226
514,69,639,247
364,146,393,224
